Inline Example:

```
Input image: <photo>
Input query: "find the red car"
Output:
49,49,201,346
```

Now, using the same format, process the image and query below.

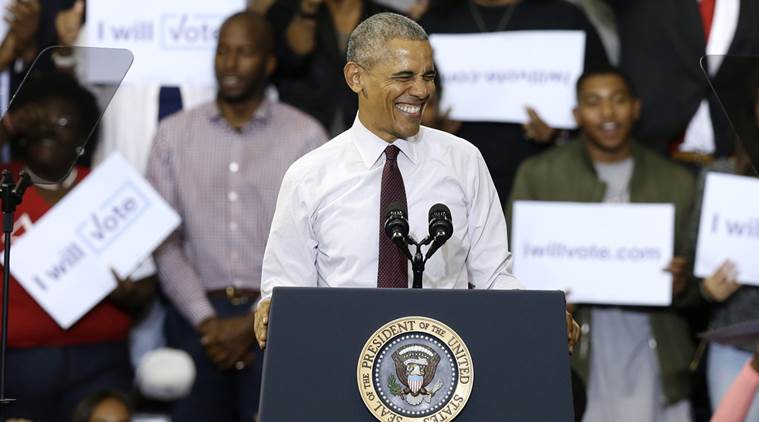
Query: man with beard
146,11,326,421
508,66,699,421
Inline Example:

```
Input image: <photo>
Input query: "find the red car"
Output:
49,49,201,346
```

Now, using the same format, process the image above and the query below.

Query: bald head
215,11,276,104
219,11,275,56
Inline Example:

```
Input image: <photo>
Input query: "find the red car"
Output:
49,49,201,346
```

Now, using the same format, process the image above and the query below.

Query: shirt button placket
227,141,243,288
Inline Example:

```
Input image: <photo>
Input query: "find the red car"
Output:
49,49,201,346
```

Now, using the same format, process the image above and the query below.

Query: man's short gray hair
346,12,428,67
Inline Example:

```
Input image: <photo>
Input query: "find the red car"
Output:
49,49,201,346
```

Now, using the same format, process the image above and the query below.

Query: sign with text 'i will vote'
10,153,180,328
85,0,244,85
695,172,759,285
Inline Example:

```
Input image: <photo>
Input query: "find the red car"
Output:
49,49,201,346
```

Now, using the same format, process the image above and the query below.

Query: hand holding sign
55,0,83,47
5,0,40,49
663,256,688,297
701,260,741,302
107,268,157,317
523,106,556,143
11,153,180,328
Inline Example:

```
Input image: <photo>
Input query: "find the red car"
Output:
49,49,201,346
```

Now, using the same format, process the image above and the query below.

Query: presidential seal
357,316,473,422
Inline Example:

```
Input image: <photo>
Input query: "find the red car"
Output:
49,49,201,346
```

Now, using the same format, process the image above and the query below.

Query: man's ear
344,61,364,94
572,106,580,126
265,55,277,78
632,98,642,120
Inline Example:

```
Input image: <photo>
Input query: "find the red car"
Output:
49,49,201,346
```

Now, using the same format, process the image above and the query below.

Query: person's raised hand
299,0,323,15
566,310,580,355
408,0,429,20
702,260,741,302
5,0,40,55
55,0,84,47
523,106,556,144
664,256,688,296
437,107,463,135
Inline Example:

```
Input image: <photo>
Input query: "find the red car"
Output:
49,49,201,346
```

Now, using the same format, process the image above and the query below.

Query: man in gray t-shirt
510,66,698,422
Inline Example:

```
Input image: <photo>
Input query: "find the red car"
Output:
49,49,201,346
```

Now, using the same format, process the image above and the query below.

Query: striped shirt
147,99,327,326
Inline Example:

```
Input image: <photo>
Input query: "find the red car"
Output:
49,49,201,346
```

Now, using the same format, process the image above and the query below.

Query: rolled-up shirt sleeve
147,126,215,327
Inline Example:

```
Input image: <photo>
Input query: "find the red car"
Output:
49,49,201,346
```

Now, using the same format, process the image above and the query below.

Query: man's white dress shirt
260,117,522,300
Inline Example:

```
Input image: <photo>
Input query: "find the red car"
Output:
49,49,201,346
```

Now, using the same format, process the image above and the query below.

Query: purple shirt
147,99,326,326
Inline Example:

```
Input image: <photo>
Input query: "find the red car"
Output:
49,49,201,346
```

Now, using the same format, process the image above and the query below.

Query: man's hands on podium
254,298,272,349
199,314,256,371
566,309,580,355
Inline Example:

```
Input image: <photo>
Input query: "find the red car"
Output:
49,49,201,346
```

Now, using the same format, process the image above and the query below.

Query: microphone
425,203,453,260
384,201,412,260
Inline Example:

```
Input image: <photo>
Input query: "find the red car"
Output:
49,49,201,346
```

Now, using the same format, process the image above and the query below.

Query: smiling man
147,11,326,421
256,13,538,345
508,66,699,421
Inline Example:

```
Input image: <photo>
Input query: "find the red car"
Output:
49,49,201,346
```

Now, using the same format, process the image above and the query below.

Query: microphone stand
0,170,30,408
407,236,433,289
386,204,452,290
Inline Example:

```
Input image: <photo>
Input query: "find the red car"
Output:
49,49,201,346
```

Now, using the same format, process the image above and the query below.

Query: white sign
695,172,759,285
512,201,675,305
85,0,244,85
10,153,181,328
429,31,585,129
0,0,9,41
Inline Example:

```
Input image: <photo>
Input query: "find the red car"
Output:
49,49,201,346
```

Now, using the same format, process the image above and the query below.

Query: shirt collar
350,114,420,169
206,96,273,129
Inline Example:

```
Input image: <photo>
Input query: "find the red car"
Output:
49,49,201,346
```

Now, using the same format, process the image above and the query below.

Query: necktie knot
385,145,401,162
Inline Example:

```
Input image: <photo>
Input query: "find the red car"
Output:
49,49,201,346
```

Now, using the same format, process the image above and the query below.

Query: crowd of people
0,0,756,421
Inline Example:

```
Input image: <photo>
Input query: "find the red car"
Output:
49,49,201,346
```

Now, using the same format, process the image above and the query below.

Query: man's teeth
601,122,619,131
396,104,421,114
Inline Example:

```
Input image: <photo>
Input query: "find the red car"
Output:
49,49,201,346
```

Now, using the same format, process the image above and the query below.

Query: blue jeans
708,342,759,421
164,296,262,422
1,341,132,422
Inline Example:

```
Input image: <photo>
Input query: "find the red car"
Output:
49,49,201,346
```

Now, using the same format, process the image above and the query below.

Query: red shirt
1,166,131,348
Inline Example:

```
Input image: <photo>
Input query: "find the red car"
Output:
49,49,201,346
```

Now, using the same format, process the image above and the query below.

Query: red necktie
377,145,408,288
700,0,716,42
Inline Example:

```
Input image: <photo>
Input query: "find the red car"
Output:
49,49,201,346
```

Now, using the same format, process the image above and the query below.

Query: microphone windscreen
386,201,408,217
428,203,451,220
